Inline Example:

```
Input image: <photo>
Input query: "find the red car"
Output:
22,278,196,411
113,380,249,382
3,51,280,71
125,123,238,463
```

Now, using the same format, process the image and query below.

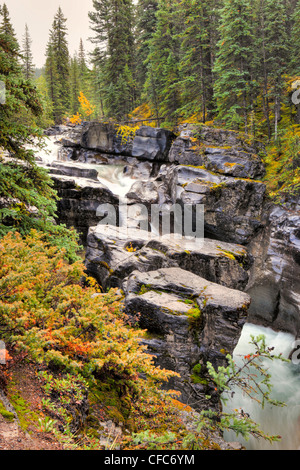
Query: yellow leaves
78,91,96,119
264,123,300,200
125,242,137,252
69,92,95,124
128,103,153,121
70,112,82,125
116,124,140,144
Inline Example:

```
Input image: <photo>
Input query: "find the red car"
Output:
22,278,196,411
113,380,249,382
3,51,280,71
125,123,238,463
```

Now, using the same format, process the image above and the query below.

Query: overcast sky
3,0,94,68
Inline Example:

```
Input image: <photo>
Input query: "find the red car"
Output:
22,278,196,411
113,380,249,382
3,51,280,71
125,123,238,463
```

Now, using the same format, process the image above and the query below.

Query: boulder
51,175,120,244
85,223,251,291
169,165,266,245
131,126,176,161
46,161,99,180
124,267,251,409
80,121,133,156
168,126,265,179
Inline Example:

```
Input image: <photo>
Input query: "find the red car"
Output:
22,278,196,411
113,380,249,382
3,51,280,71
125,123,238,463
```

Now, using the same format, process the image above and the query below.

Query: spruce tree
69,54,80,116
261,0,289,139
45,7,70,123
0,5,52,231
89,0,136,119
45,31,59,120
21,24,35,80
0,3,18,45
78,38,88,82
213,0,256,133
145,0,182,127
178,0,217,122
135,0,159,98
290,0,300,75
77,39,92,99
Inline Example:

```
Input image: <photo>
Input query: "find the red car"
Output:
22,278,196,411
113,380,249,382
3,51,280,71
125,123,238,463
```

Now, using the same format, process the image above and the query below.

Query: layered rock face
124,267,250,408
85,224,251,291
246,205,300,338
40,121,300,408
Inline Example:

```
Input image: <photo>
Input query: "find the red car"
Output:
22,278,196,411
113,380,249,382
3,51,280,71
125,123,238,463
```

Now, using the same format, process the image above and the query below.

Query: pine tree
178,0,217,122
145,0,182,127
21,24,35,80
135,0,159,97
45,7,70,123
213,0,257,133
260,0,289,139
89,0,137,119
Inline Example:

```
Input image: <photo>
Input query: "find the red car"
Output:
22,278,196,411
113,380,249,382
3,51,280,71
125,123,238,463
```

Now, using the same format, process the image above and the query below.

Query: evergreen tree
290,0,300,75
89,0,136,119
69,54,81,115
178,0,217,122
77,39,92,102
0,5,51,231
135,0,159,98
145,0,182,127
45,7,70,123
259,0,289,139
45,31,59,120
0,3,18,45
78,38,88,82
0,5,79,258
21,23,35,80
213,0,257,133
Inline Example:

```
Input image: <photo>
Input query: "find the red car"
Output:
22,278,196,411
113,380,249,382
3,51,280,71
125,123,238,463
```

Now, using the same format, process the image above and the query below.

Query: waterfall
96,164,135,199
223,322,300,450
36,135,135,199
36,135,60,163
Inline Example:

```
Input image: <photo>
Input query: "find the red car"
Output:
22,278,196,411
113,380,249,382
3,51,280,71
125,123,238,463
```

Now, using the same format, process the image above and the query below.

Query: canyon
39,122,300,418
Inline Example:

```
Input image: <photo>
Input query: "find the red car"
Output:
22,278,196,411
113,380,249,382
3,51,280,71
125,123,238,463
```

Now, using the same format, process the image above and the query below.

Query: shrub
0,230,177,439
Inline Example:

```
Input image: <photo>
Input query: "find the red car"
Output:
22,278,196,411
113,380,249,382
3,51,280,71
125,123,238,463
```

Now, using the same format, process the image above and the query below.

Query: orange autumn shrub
0,230,177,398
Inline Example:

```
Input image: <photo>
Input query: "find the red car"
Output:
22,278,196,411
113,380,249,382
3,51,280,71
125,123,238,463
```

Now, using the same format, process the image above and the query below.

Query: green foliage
178,0,215,122
264,124,300,202
213,0,256,133
21,24,35,80
144,0,181,127
45,7,70,123
89,0,137,120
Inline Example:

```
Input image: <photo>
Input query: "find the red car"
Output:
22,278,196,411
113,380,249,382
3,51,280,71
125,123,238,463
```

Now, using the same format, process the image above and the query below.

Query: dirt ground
0,362,64,451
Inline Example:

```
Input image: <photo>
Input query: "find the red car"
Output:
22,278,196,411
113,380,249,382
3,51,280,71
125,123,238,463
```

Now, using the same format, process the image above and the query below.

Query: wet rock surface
85,224,251,292
246,205,300,338
124,267,250,408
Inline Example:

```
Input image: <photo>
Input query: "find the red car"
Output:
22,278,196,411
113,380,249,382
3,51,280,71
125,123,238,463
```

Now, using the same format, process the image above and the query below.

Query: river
223,322,300,450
